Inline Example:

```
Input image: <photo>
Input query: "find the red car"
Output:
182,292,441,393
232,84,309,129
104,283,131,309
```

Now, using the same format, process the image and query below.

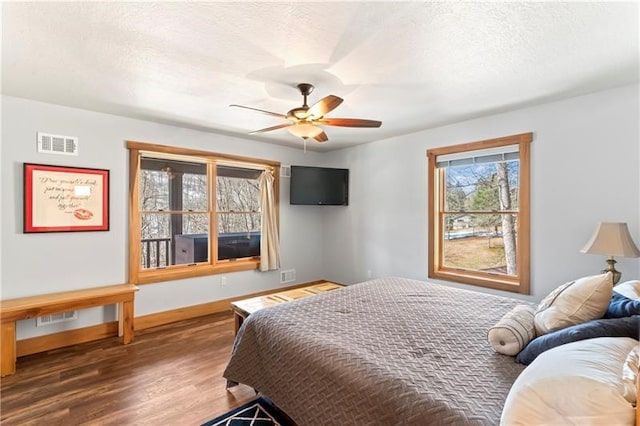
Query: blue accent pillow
516,316,639,365
604,292,640,318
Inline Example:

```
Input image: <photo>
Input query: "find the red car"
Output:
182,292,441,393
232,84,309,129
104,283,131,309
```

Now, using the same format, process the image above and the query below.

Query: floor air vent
37,132,79,156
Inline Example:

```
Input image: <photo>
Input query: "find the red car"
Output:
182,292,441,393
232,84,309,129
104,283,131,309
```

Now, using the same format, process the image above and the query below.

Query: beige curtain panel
258,169,280,271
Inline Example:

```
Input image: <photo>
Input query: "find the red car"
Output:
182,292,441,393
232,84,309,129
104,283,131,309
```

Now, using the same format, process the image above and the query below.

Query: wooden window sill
430,269,526,294
135,259,260,285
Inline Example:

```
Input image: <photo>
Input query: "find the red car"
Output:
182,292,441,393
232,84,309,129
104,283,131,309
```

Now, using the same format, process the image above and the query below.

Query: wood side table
230,281,343,334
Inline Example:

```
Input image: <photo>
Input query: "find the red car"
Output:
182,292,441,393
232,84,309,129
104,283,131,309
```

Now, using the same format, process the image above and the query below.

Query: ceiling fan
230,83,382,143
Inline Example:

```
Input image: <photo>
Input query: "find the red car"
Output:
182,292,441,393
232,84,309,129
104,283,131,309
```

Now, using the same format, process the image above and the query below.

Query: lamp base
601,257,621,285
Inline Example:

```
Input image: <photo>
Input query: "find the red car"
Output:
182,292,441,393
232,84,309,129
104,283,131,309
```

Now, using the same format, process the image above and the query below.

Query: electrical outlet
367,270,373,279
220,276,227,286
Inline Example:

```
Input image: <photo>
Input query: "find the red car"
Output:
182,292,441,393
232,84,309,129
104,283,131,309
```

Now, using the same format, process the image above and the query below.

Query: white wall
1,95,327,339
321,84,640,302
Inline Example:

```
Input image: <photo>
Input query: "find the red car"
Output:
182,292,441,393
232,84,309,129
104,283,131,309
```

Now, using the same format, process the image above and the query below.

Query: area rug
201,397,295,426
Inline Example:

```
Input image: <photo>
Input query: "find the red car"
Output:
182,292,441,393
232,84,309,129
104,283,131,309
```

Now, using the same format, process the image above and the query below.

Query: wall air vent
36,310,78,327
280,165,291,178
37,132,79,156
280,269,296,283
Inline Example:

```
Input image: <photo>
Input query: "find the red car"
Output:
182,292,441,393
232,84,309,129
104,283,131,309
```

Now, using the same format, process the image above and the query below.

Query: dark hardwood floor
0,312,257,425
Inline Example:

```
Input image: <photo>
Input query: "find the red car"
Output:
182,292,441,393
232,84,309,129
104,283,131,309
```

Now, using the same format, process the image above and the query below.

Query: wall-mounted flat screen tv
290,166,349,206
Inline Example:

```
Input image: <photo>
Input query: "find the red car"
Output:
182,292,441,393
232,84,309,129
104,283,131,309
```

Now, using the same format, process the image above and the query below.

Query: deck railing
141,238,171,268
141,232,260,268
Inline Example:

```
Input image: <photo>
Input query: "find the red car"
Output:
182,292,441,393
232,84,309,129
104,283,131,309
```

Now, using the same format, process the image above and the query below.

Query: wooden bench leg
119,299,135,344
1,321,17,377
234,313,245,335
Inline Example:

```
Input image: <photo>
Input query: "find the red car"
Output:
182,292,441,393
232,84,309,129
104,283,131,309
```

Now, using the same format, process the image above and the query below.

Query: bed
224,276,639,425
224,277,528,425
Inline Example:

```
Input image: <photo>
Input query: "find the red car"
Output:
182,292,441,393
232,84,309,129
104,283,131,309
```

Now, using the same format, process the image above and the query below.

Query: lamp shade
580,222,640,257
287,122,322,139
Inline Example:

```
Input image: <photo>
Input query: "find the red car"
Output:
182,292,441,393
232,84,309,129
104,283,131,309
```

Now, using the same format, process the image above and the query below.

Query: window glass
139,157,211,269
182,173,208,211
216,165,261,261
442,160,519,276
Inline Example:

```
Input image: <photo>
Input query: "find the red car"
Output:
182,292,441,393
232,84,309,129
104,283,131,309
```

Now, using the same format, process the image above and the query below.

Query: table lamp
580,222,640,285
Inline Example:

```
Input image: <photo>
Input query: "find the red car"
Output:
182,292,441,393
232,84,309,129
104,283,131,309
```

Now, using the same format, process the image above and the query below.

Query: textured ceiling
2,2,638,152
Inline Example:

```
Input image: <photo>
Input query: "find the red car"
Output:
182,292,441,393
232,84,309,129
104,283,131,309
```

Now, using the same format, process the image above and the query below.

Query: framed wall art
24,163,110,233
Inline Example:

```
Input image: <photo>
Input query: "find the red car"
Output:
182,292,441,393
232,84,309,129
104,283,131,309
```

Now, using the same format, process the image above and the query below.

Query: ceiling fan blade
307,95,343,118
313,131,329,142
230,104,287,119
319,118,382,128
248,123,292,134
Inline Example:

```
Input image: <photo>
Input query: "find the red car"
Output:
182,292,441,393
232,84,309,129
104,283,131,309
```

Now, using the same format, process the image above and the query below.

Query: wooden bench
231,281,344,334
0,283,138,377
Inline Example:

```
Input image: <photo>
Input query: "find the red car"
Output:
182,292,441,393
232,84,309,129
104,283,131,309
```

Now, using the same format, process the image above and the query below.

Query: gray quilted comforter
224,277,527,425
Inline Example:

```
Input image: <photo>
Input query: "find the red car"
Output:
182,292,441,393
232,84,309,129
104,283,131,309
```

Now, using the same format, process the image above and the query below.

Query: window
128,142,279,284
427,133,532,294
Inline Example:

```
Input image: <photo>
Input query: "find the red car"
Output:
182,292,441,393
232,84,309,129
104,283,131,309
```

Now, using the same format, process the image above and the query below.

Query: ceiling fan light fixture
287,122,323,139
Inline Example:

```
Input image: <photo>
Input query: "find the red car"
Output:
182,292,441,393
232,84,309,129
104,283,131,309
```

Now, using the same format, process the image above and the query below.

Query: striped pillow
488,305,536,355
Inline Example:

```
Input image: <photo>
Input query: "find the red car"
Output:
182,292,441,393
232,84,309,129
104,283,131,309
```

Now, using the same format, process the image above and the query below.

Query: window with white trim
427,133,532,294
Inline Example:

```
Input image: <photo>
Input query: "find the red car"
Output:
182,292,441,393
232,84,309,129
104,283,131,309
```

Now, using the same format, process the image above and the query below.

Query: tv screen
290,166,349,205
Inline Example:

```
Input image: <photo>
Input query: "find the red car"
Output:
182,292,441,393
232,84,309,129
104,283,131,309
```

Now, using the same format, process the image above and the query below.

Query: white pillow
488,305,536,356
534,273,612,335
501,337,637,426
614,280,640,300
